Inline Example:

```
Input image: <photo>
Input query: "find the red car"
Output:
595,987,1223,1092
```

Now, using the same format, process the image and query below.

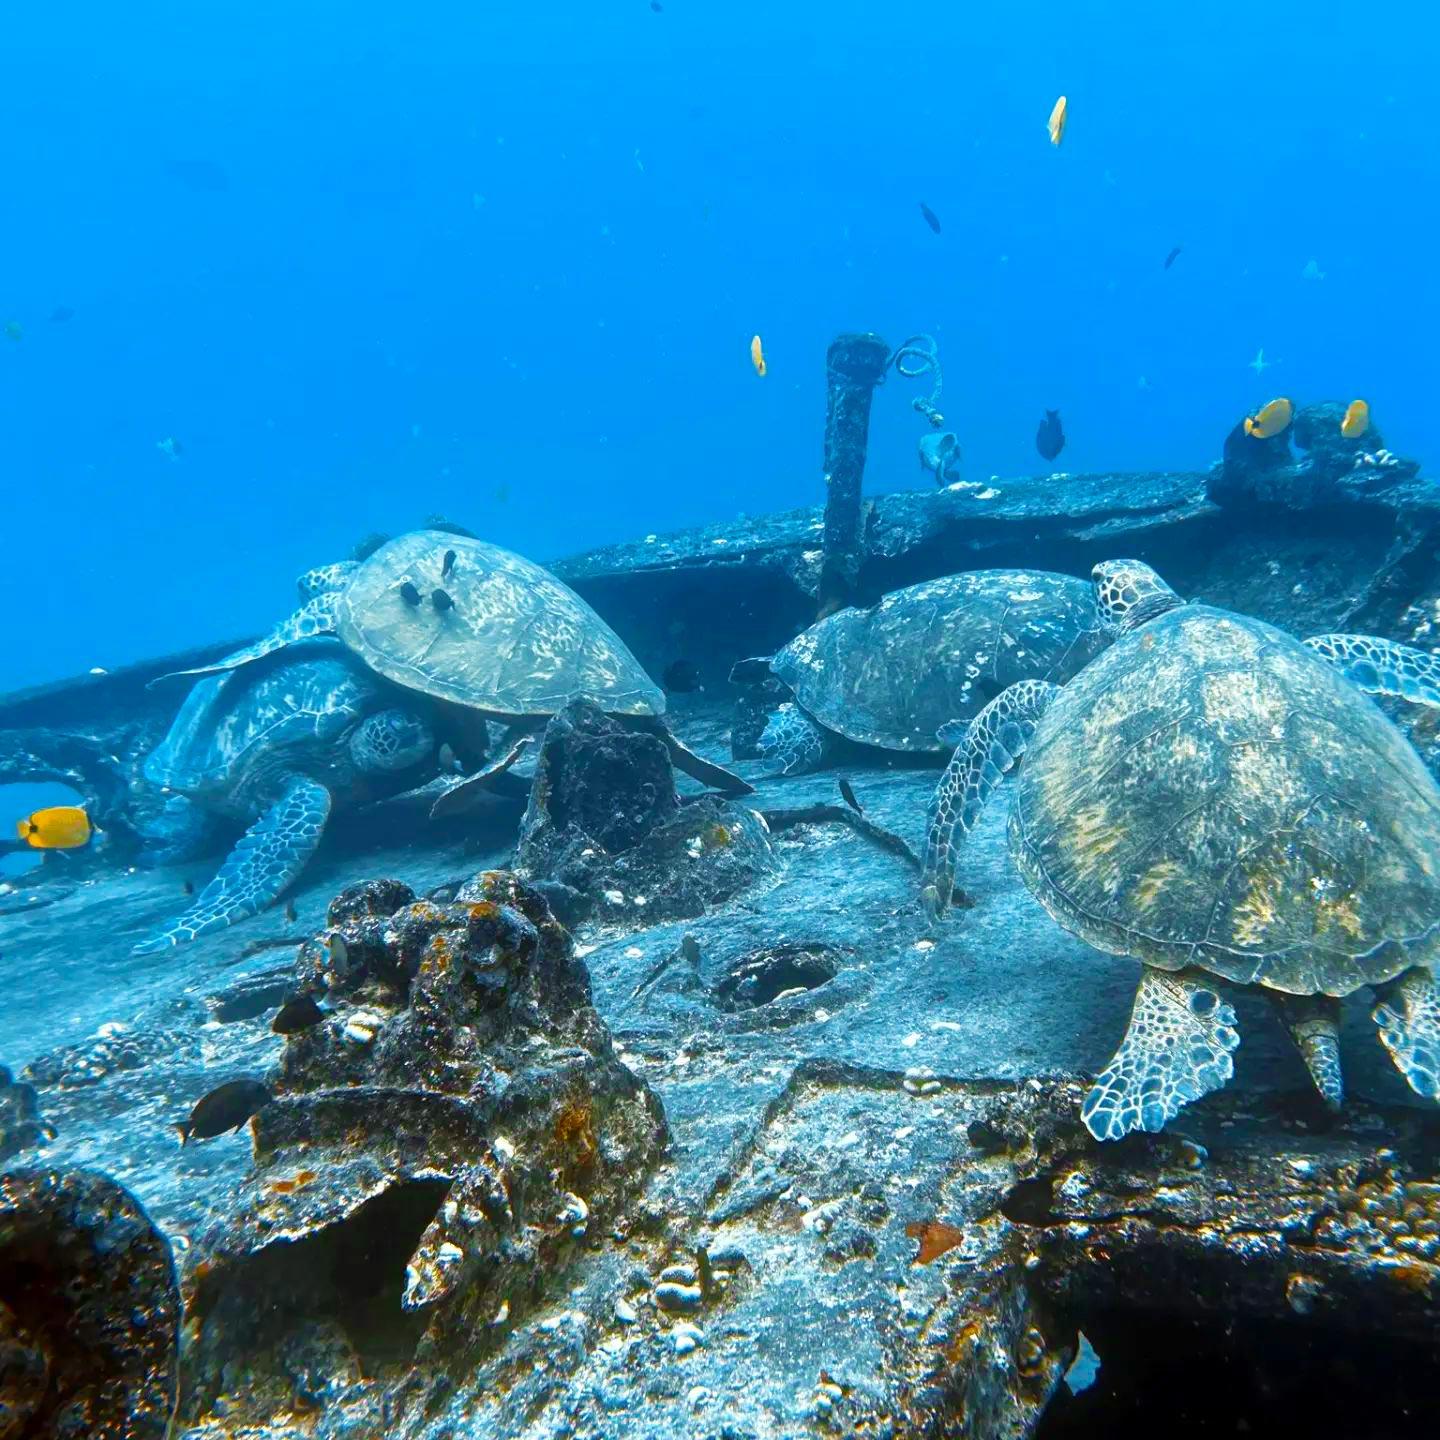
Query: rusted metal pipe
818,332,892,617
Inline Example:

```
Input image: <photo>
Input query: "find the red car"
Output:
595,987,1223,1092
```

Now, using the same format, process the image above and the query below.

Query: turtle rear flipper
149,595,342,688
131,777,332,954
757,704,827,776
1270,991,1344,1109
1081,969,1240,1141
921,680,1058,918
1373,967,1440,1100
1305,634,1440,707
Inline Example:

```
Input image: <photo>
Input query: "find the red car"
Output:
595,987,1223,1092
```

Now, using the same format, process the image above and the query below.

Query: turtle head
350,708,435,774
1092,560,1184,634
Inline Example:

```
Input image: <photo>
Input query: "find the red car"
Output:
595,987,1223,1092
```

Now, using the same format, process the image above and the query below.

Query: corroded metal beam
818,332,893,616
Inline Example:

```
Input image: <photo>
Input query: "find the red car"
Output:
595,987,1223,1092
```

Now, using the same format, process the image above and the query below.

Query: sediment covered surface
2,467,1439,1437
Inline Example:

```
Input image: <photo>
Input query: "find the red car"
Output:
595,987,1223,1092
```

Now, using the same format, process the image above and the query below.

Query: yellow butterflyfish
1243,397,1293,440
1048,96,1068,147
1341,399,1370,439
750,334,767,378
16,805,92,850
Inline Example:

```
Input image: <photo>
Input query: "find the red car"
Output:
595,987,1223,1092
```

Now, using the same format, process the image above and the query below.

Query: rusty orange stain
906,1219,967,1264
1388,1264,1436,1294
553,1096,599,1175
267,1168,319,1196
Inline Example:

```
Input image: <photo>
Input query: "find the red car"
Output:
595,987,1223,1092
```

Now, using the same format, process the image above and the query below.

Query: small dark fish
399,581,422,606
49,305,75,323
182,879,195,896
431,588,455,613
1163,245,1183,270
838,778,863,813
284,899,297,924
662,659,702,693
494,482,511,505
1036,409,1065,462
441,548,457,579
177,1078,270,1145
919,202,942,234
272,996,326,1035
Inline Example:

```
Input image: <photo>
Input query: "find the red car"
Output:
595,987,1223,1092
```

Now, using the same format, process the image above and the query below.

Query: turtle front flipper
149,595,342,688
131,777,333,954
296,559,359,600
1270,991,1344,1109
1081,969,1240,1141
1372,967,1440,1100
656,725,755,795
757,703,828,776
429,736,535,818
921,680,1058,918
1305,634,1440,707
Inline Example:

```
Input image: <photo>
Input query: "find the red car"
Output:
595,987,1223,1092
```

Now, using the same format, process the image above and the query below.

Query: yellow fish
1048,96,1068,147
1244,397,1293,440
750,334,767,378
16,805,92,850
1341,399,1370,439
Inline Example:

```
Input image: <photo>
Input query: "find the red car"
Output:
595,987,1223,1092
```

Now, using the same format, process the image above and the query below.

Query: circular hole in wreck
710,943,841,1011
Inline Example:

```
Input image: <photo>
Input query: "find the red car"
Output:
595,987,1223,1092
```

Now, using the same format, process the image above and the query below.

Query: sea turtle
1304,631,1440,780
163,530,747,797
921,559,1440,1140
730,569,1110,775
134,642,441,953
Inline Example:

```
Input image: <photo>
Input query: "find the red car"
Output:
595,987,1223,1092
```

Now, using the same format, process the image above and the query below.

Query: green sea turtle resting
921,559,1440,1140
160,529,748,797
135,642,442,953
731,569,1110,776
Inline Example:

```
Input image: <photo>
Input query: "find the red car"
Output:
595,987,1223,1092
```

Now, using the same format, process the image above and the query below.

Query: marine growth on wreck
3,6,1440,1438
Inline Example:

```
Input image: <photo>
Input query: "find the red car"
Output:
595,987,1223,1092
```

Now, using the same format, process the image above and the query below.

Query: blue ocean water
2,0,1435,693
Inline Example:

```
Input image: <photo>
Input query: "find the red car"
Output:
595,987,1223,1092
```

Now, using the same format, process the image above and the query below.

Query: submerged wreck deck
2,464,1440,1439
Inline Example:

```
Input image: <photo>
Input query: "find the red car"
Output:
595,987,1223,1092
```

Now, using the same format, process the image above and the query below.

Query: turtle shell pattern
145,646,376,804
1009,604,1440,996
336,531,664,719
772,569,1108,752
